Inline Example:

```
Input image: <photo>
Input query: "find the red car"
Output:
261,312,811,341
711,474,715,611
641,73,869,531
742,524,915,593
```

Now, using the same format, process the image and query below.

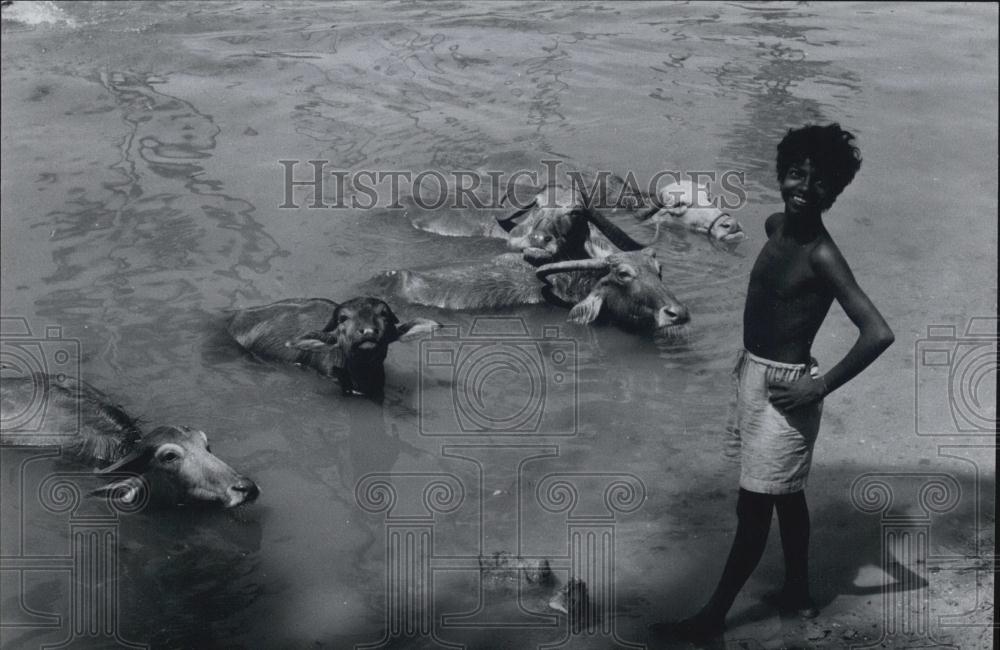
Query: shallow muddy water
1,2,995,649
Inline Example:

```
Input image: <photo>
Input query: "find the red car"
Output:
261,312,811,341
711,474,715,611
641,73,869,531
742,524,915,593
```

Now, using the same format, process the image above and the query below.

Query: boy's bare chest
748,239,823,299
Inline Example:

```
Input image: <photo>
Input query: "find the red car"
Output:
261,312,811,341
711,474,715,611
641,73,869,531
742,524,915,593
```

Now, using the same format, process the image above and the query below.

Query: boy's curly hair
776,123,862,208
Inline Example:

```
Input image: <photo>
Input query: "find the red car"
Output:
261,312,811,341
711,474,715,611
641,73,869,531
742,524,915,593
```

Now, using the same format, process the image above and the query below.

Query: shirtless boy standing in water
665,123,895,639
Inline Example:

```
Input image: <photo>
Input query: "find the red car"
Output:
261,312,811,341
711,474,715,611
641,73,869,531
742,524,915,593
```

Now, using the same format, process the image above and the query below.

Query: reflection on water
1,1,995,648
716,5,862,201
117,508,264,647
29,69,286,382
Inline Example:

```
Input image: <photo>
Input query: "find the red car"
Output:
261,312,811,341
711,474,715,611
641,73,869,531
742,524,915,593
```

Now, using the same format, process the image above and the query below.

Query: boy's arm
769,240,895,411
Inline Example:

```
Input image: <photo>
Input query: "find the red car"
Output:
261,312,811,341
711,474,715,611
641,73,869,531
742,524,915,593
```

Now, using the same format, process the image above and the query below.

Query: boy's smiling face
781,158,834,216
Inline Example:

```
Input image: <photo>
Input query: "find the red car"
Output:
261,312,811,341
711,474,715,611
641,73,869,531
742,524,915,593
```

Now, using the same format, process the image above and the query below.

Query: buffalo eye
616,267,635,281
338,313,350,324
158,450,181,463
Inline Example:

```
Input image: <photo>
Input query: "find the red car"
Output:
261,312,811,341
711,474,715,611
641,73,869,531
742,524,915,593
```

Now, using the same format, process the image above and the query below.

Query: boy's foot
761,591,819,619
649,613,725,642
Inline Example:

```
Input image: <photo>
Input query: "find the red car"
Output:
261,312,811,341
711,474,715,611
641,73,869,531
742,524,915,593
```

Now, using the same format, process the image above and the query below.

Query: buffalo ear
583,236,614,259
394,318,441,342
496,201,536,233
91,475,146,505
286,330,339,350
568,291,605,325
96,447,151,475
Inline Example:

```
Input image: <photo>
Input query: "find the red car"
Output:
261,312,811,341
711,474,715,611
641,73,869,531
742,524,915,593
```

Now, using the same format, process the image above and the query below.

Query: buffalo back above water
367,254,546,311
1,372,140,463
372,250,689,336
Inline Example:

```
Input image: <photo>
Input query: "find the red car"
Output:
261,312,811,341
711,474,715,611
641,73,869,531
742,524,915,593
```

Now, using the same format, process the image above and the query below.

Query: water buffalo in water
634,180,746,246
373,201,689,334
499,183,703,266
0,373,259,508
372,200,690,334
497,184,632,263
372,247,688,335
409,183,656,265
411,176,742,255
535,250,690,332
225,297,440,397
535,175,745,248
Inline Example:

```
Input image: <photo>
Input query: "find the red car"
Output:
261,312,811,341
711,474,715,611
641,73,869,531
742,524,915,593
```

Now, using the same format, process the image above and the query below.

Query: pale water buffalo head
93,426,259,509
285,297,439,395
638,181,746,246
536,250,690,335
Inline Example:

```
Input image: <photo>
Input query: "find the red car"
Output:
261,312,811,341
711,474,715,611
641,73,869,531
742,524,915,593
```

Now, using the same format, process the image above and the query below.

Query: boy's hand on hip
769,375,825,412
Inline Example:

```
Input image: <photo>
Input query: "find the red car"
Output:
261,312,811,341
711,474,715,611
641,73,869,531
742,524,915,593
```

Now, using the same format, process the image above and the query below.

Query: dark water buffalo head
517,206,595,265
501,186,591,262
286,297,439,395
536,250,690,334
92,426,259,509
499,185,651,264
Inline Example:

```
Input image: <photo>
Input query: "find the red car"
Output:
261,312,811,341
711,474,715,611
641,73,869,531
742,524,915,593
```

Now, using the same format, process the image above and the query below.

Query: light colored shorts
724,349,823,495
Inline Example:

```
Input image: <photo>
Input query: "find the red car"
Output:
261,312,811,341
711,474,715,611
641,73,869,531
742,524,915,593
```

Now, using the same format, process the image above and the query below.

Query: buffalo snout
349,324,384,352
329,299,398,356
657,301,690,328
228,476,261,507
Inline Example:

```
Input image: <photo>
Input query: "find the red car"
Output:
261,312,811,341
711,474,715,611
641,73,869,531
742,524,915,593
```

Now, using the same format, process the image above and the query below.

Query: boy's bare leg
774,490,819,616
672,488,776,637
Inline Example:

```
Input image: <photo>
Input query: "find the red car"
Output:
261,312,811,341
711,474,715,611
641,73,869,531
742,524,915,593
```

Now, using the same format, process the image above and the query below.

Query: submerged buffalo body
225,297,439,397
0,373,258,508
371,249,689,335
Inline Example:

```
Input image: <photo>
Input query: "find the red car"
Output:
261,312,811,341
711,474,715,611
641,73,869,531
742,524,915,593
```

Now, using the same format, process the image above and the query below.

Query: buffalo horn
636,204,662,222
583,208,654,251
535,258,610,281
